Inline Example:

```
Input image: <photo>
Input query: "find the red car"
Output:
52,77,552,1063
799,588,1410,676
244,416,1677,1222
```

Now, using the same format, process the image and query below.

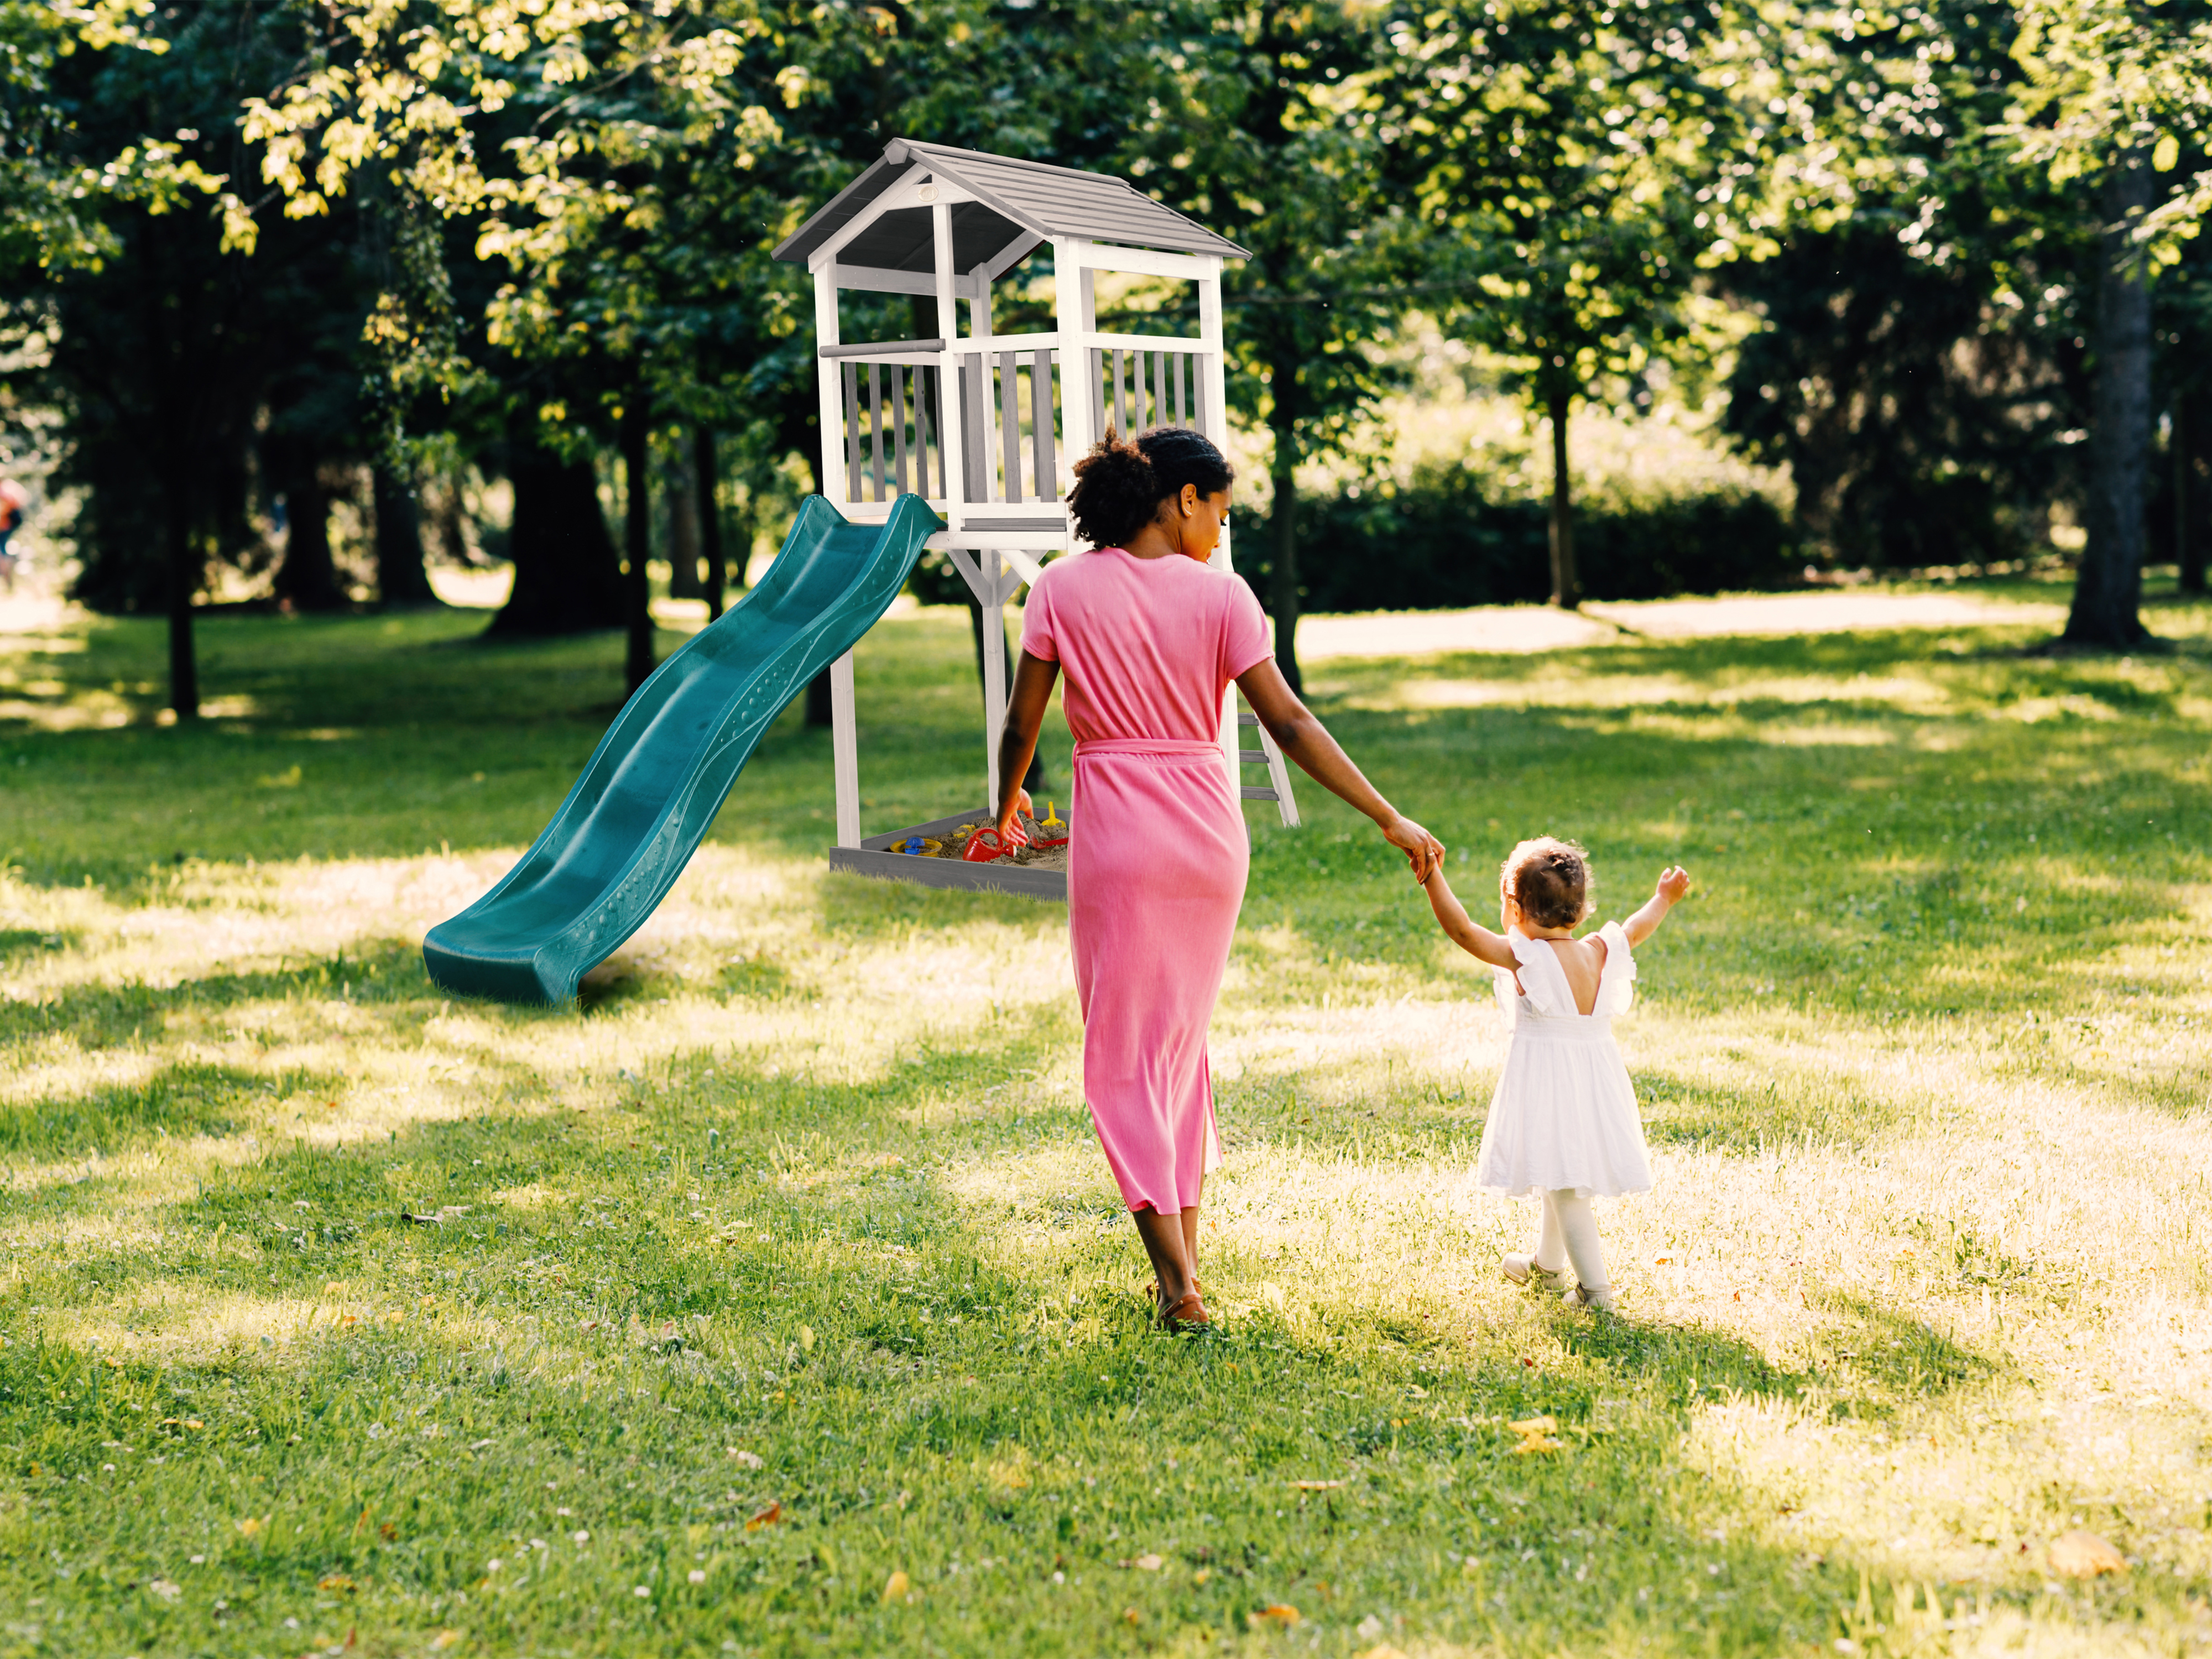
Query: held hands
1380,813,1444,883
1655,865,1692,905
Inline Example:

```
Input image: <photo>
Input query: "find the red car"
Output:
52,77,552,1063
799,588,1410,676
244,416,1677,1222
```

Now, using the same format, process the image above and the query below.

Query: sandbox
827,807,1070,900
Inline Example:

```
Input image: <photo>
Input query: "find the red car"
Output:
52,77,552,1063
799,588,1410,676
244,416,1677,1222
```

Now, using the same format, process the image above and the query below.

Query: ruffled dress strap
1594,920,1637,1016
1494,927,1575,1019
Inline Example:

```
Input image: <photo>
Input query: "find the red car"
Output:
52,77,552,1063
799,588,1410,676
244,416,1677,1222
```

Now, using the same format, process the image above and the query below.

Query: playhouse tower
773,139,1296,869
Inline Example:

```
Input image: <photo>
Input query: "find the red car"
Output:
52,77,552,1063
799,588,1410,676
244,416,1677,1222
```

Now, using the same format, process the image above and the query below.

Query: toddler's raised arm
1421,867,1519,968
1621,865,1692,947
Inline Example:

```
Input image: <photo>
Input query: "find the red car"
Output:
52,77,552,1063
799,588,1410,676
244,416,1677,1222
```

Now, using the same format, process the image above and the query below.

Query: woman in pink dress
993,428,1443,1329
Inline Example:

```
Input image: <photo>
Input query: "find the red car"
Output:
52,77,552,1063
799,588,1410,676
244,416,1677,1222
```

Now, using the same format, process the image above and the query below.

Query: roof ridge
900,138,1149,197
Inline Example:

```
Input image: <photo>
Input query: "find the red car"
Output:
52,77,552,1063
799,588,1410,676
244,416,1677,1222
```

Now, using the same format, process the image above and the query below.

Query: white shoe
1502,1253,1569,1288
1563,1282,1616,1313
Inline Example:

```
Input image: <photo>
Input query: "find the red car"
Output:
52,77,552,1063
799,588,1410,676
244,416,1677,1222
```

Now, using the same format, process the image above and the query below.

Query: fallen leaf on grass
428,1632,462,1651
881,1570,910,1603
1118,1553,1163,1571
1288,1480,1343,1491
2049,1531,2126,1577
726,1448,764,1469
147,1579,181,1600
236,1516,267,1539
319,1575,357,1593
746,1501,782,1531
1248,1604,1301,1627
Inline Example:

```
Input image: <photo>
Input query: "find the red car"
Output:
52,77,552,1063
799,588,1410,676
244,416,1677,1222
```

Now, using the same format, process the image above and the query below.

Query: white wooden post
983,548,1006,809
831,649,860,848
1052,242,1094,510
1194,260,1244,808
932,201,963,534
813,267,846,506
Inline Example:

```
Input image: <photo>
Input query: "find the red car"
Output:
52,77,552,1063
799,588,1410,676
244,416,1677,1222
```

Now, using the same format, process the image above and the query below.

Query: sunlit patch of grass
0,592,2209,1654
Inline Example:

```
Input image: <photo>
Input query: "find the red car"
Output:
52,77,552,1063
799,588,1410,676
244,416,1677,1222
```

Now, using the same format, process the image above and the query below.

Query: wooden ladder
1237,707,1300,827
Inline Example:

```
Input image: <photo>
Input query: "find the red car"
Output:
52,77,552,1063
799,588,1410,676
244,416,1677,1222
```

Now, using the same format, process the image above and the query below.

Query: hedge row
1248,465,1802,611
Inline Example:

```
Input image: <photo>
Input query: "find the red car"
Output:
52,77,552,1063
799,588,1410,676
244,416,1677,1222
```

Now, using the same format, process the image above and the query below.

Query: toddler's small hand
1656,865,1691,904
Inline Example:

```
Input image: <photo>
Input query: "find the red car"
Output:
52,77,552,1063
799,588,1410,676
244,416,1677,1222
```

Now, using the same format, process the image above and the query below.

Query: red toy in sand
961,826,1018,863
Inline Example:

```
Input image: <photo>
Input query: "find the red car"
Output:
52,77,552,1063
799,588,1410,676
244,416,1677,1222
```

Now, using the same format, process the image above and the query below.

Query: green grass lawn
1,576,2210,1658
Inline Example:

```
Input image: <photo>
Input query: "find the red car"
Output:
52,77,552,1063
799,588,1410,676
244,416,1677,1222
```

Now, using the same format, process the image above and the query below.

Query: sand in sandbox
887,813,1070,874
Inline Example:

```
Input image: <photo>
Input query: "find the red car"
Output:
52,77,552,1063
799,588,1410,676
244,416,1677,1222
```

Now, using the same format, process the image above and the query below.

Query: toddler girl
1420,838,1690,1311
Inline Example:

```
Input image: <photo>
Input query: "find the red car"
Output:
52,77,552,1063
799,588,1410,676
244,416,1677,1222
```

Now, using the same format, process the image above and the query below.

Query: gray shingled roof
773,139,1248,272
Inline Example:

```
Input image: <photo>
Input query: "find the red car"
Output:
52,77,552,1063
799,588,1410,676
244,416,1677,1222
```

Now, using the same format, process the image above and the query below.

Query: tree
1387,0,1740,609
2007,0,2212,647
5,0,367,717
1117,0,1410,689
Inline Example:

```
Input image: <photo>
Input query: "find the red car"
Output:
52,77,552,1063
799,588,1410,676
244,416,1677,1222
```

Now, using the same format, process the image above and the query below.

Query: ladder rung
1239,786,1279,801
1237,713,1259,726
1239,749,1269,765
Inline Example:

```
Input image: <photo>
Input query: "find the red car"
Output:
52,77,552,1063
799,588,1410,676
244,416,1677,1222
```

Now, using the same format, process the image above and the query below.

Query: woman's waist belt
1073,739,1223,758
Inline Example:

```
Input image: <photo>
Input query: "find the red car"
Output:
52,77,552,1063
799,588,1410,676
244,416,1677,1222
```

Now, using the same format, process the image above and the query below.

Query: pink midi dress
1020,547,1273,1214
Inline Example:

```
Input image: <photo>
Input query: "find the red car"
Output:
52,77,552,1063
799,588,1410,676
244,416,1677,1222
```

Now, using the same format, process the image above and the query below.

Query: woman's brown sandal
1159,1290,1212,1331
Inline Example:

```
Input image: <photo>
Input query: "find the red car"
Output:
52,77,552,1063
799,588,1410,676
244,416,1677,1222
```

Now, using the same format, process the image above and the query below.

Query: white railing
1087,338,1211,445
827,341,946,507
825,332,1217,515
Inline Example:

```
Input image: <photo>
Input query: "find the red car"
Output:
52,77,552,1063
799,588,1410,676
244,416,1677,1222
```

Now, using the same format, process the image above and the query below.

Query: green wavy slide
424,493,941,1005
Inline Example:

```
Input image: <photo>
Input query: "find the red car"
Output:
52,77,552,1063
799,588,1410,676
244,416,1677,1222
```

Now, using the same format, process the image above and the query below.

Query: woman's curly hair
1065,426,1235,549
1500,837,1594,931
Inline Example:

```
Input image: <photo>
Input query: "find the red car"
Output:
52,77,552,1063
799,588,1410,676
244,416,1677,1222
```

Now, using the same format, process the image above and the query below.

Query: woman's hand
995,787,1035,845
1380,813,1443,882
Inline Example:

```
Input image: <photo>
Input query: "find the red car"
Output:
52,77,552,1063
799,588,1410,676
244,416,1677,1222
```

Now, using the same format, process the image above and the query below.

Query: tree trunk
2065,158,2155,648
373,465,439,607
666,435,702,599
165,479,199,719
1268,351,1303,693
273,466,346,612
488,423,624,637
696,425,726,621
623,391,656,696
2179,389,2208,597
1547,385,1580,609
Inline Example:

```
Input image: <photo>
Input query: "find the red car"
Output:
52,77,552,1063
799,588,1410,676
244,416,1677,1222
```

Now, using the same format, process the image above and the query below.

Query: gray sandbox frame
827,808,1069,900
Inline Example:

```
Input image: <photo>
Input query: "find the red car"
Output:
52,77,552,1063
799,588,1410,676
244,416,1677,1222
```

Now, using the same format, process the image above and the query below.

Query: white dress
1474,922,1654,1198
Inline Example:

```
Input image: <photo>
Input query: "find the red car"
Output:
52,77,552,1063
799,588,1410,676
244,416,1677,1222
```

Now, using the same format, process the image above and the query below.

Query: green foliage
1285,461,1799,609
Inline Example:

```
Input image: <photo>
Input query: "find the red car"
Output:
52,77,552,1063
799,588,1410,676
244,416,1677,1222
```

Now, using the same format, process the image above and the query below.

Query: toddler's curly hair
1500,837,1594,931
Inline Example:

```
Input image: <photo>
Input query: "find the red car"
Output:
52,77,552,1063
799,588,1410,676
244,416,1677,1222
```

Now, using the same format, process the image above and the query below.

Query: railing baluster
917,366,937,497
842,362,863,503
868,364,887,502
963,353,989,504
892,366,910,496
999,351,1021,504
1113,348,1128,436
1031,348,1053,502
1091,348,1105,445
1171,349,1185,427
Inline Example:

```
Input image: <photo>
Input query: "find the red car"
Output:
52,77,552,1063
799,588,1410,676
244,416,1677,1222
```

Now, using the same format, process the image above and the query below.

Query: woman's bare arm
1421,867,1519,968
1236,657,1443,880
993,648,1061,836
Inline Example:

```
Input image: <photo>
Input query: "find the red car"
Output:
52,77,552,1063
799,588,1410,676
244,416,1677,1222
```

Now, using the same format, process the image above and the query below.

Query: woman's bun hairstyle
1501,836,1594,931
1066,426,1234,550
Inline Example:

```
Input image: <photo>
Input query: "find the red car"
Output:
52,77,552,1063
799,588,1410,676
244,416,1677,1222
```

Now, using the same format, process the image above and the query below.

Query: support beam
982,549,1006,809
831,650,860,848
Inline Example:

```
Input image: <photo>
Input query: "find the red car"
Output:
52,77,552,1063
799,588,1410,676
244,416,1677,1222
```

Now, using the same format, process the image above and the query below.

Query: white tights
1532,1189,1610,1294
